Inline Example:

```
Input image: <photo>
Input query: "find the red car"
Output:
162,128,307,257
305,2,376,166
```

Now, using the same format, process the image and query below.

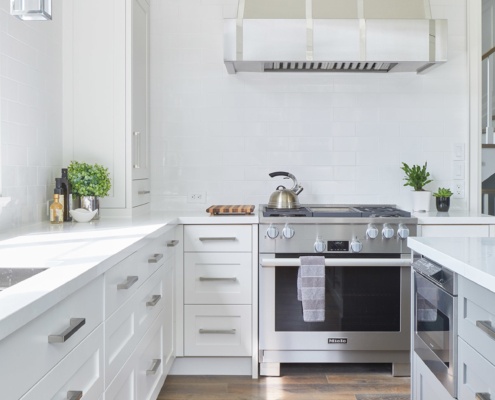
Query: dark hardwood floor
158,363,411,400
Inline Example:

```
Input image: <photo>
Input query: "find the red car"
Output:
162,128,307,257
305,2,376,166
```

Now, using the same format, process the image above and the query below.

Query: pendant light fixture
10,0,52,21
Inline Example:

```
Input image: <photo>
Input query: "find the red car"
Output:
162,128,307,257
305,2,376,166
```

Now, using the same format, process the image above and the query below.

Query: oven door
259,254,411,352
413,270,457,397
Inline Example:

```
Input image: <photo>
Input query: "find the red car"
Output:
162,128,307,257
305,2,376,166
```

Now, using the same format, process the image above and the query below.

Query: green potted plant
400,162,433,212
433,187,453,212
67,161,111,220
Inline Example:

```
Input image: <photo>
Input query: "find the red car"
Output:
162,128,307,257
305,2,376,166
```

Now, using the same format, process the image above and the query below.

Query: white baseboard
169,357,252,376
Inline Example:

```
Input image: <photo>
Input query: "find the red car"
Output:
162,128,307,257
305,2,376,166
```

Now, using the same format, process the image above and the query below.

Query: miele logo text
328,338,347,344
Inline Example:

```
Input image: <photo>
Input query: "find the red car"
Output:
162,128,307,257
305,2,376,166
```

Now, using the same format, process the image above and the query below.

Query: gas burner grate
355,206,411,218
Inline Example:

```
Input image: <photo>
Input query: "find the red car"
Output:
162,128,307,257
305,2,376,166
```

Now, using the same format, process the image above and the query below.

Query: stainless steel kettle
267,171,304,209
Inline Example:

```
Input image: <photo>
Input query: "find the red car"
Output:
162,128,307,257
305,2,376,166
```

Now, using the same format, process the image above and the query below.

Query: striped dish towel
297,256,325,322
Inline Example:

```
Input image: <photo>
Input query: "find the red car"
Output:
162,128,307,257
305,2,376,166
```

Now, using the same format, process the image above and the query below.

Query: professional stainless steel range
258,204,417,377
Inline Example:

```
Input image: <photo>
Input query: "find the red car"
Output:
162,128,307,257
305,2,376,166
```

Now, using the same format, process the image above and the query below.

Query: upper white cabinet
63,0,150,216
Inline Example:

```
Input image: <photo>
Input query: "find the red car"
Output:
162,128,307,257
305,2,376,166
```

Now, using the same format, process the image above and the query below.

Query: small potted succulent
400,162,433,212
433,187,453,212
67,161,111,219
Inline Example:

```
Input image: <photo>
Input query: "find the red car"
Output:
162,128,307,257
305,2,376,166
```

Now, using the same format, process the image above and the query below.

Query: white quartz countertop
0,210,258,341
413,210,495,224
408,236,495,292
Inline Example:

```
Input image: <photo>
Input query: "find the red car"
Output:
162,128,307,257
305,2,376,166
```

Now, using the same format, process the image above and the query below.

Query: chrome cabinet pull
146,358,162,375
476,393,491,400
476,320,495,341
199,328,236,334
48,318,86,343
146,294,161,307
67,391,83,400
138,190,150,195
117,275,138,290
148,253,163,263
199,237,237,241
167,239,179,247
133,131,141,169
199,277,237,282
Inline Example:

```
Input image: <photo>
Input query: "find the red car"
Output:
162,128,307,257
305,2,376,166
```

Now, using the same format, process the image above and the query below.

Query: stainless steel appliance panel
413,265,457,397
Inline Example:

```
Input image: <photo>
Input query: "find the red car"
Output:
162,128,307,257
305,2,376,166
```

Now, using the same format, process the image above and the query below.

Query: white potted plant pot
412,191,431,212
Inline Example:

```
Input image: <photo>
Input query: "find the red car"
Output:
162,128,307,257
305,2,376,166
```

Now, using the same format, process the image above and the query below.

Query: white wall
149,0,469,212
0,0,62,232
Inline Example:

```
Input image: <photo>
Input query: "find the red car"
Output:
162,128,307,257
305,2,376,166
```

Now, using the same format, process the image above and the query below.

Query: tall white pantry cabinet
63,0,150,216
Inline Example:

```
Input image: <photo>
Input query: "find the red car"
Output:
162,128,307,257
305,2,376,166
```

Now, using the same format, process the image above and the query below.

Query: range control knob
397,223,410,239
366,224,379,239
282,223,295,239
314,237,327,253
382,223,395,239
350,237,363,253
266,224,279,239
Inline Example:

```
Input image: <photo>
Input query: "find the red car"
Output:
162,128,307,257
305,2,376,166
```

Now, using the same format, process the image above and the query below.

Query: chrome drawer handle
146,358,162,375
67,391,83,400
476,320,495,341
146,294,161,307
167,240,179,247
476,393,491,400
199,237,237,241
133,131,141,169
48,318,86,343
138,190,151,195
199,277,237,282
117,276,138,290
148,253,163,263
199,329,236,334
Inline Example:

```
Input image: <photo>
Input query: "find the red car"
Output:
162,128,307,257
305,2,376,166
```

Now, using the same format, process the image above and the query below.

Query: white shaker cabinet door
131,0,150,181
20,325,104,400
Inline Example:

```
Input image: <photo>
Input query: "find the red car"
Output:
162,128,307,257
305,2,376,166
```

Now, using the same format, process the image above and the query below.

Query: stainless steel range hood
224,0,448,74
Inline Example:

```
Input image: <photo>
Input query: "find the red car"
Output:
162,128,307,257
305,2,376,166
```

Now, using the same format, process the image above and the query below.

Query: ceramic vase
435,197,450,212
412,191,431,212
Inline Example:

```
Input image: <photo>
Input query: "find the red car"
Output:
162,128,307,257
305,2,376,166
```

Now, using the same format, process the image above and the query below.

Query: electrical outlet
187,192,206,203
453,181,465,199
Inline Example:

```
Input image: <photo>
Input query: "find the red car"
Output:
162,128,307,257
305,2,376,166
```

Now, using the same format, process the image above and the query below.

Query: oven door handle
260,258,411,267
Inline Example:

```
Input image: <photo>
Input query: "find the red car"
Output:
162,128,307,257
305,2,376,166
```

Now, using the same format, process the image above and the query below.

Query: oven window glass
274,266,401,332
416,293,450,366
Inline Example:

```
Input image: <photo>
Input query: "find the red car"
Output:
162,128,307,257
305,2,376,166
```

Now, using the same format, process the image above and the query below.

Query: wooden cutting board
206,205,255,215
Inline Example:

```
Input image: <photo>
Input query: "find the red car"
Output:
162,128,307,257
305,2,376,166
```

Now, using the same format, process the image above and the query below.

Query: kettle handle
269,171,302,194
269,171,290,178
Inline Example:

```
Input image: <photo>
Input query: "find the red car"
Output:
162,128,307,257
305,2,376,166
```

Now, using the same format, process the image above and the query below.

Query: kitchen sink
0,267,47,291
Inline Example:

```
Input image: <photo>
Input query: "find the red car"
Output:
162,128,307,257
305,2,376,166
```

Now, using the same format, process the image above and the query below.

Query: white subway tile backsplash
148,0,470,210
1,2,62,230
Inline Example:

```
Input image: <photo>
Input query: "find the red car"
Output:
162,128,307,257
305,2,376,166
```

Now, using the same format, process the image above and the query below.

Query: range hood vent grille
224,0,447,74
265,62,397,72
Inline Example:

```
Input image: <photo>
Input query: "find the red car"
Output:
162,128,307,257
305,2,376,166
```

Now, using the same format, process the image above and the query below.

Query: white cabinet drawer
163,259,175,376
105,265,165,385
184,252,252,305
105,356,136,400
132,179,151,207
136,314,164,400
184,225,252,252
0,275,103,400
107,311,165,400
105,234,173,316
458,337,495,400
20,325,104,400
184,305,251,356
420,225,490,237
458,276,495,366
105,251,144,316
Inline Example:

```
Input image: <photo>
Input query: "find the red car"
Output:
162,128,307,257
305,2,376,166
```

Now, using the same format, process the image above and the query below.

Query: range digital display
328,241,349,252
